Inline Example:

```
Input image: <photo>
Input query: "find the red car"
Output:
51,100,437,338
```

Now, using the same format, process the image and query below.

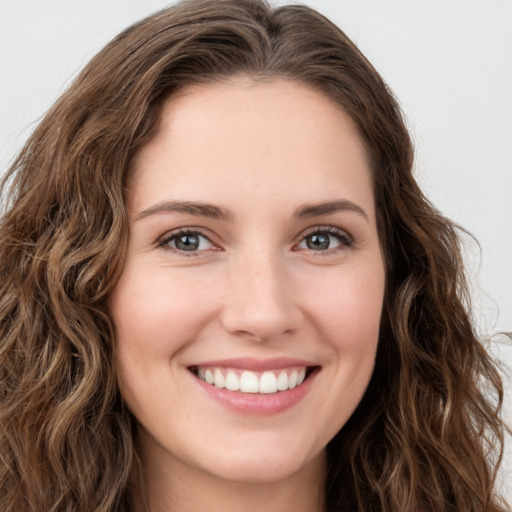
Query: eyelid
156,227,221,253
299,225,353,240
293,225,354,253
154,224,354,256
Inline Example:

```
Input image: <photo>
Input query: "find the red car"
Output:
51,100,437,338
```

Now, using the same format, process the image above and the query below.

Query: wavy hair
0,0,508,510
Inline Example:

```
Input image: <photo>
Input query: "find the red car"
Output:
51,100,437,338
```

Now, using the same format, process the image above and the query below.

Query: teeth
214,368,225,389
205,369,214,385
225,371,240,391
277,371,288,391
259,371,277,393
288,370,298,389
240,371,259,393
196,366,309,394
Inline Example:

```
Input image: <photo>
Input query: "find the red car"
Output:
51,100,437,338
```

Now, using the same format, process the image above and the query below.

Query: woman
0,0,508,510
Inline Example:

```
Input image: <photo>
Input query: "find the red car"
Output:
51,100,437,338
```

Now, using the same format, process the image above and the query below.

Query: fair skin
109,78,386,512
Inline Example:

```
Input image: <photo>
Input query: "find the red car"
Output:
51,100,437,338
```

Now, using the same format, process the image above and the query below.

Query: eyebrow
135,199,369,223
294,200,369,222
135,200,233,222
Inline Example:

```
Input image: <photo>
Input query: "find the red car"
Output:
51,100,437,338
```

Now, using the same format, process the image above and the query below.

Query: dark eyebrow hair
135,200,233,221
135,199,369,223
294,200,369,222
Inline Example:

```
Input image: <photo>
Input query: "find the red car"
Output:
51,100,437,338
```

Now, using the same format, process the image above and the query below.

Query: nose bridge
221,246,301,340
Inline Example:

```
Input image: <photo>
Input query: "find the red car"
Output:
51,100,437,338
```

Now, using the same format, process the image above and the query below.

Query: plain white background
1,0,511,503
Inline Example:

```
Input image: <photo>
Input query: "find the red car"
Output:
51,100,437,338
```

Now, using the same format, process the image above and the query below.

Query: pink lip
189,365,320,415
190,357,317,372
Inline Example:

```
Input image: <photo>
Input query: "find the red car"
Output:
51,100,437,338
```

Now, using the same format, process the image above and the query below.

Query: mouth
188,359,320,414
188,365,318,395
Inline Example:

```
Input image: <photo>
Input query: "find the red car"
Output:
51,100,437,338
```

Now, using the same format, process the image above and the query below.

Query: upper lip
189,357,318,372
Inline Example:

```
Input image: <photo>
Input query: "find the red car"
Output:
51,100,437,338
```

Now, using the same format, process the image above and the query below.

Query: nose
220,252,303,342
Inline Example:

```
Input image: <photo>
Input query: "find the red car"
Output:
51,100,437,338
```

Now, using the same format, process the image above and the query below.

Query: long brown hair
0,1,508,510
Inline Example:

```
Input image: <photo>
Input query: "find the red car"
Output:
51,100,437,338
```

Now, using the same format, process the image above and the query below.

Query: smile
188,358,320,414
195,366,307,394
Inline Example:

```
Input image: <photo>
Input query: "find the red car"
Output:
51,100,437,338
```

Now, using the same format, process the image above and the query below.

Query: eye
158,230,215,253
296,227,352,252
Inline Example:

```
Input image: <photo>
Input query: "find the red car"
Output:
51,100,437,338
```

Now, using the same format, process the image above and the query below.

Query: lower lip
193,369,318,415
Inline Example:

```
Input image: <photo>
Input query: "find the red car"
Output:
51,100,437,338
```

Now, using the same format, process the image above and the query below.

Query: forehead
129,78,374,219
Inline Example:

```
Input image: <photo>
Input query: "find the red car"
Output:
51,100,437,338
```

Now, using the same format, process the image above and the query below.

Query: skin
109,78,386,512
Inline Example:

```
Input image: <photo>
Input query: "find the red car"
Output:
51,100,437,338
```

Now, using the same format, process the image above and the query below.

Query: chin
192,436,325,485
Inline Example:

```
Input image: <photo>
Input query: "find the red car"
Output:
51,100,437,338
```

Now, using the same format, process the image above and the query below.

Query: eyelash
156,226,354,256
296,226,354,256
157,228,216,256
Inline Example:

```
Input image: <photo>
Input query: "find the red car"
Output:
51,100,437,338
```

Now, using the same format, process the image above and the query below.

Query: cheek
108,263,220,423
109,263,218,357
294,262,385,447
305,263,385,352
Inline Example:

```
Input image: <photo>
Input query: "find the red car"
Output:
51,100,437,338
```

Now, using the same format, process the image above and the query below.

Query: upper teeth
196,367,307,394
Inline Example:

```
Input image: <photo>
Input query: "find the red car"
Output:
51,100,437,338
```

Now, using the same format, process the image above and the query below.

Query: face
109,79,385,485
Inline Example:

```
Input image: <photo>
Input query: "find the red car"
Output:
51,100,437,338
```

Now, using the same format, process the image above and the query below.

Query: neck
136,445,327,512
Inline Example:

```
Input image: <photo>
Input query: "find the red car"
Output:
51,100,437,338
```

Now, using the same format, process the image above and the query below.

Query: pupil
176,234,199,251
307,233,329,250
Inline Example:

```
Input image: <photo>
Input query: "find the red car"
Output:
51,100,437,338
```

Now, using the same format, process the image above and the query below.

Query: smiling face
109,79,386,487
